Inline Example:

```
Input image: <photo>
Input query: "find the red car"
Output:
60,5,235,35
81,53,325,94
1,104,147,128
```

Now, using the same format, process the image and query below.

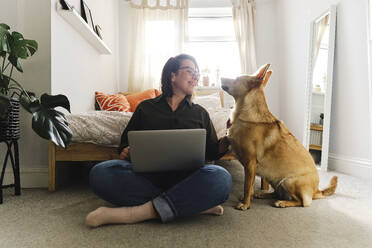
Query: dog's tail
313,176,338,199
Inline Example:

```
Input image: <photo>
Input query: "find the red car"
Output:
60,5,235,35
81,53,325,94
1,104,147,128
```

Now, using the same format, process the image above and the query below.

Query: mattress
66,108,231,146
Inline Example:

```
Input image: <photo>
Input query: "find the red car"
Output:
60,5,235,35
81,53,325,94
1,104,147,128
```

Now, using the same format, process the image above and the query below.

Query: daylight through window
185,7,241,87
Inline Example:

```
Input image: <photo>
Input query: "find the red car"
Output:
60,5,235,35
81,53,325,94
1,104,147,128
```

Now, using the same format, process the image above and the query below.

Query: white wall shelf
56,2,112,54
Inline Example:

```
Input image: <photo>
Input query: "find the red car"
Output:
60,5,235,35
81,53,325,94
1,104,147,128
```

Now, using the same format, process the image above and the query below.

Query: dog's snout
221,85,229,92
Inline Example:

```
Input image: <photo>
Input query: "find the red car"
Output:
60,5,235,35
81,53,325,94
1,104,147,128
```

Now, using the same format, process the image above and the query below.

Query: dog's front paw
274,200,286,208
236,202,250,211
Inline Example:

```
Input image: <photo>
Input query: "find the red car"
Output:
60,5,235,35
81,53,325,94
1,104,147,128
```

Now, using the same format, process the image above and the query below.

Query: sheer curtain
231,0,257,74
312,15,329,69
128,0,188,92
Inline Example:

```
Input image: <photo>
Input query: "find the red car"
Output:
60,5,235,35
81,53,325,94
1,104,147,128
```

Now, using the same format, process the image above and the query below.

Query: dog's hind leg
273,179,314,207
274,189,313,208
274,199,302,208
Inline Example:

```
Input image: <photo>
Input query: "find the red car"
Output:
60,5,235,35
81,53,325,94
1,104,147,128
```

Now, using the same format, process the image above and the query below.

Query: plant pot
0,98,20,141
202,76,210,87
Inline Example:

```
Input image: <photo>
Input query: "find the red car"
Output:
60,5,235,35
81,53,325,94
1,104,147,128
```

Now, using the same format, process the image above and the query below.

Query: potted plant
201,67,210,87
0,23,72,148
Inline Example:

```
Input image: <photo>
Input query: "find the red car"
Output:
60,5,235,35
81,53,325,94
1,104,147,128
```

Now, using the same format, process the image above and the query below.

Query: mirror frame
303,5,337,171
368,0,372,164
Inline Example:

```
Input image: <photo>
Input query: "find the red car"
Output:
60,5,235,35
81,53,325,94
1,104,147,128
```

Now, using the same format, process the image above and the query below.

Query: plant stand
0,140,20,204
0,98,21,204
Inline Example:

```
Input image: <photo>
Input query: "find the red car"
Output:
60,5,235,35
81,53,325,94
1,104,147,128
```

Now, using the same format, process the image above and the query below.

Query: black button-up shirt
118,94,223,161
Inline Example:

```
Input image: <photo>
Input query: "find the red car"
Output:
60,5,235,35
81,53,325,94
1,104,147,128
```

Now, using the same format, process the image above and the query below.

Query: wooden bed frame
48,142,240,191
48,90,269,191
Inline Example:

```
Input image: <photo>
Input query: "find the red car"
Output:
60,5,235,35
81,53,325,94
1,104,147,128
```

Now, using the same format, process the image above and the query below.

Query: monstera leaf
0,24,11,52
29,94,72,148
20,91,40,113
7,32,38,72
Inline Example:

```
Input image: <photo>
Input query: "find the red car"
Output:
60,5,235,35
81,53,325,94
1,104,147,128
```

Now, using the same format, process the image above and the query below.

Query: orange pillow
124,89,161,112
95,91,130,112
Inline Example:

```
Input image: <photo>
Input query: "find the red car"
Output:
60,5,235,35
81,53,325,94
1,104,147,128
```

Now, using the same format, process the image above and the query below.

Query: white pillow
192,93,222,109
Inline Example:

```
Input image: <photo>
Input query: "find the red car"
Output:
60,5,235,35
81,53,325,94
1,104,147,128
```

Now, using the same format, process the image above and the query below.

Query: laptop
128,129,206,172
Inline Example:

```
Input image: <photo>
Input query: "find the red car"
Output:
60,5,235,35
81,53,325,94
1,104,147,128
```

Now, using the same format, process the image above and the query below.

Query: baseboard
328,153,372,180
2,155,371,187
2,167,48,188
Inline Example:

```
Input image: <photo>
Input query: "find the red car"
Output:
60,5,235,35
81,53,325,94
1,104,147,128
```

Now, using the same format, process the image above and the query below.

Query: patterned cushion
95,91,130,112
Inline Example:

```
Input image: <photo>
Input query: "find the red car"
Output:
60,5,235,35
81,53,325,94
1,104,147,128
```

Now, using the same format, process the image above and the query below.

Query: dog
221,64,337,210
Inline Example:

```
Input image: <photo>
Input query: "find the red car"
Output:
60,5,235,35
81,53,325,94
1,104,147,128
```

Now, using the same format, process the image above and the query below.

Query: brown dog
221,64,337,210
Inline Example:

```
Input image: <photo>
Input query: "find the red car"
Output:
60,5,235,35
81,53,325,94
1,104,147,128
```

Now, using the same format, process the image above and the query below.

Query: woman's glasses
179,66,200,81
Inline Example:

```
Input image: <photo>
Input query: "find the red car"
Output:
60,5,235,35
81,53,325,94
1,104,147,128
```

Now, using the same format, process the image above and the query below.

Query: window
185,7,240,87
312,23,329,94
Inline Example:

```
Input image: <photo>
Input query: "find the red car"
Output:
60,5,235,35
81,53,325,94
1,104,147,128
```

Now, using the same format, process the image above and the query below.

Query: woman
86,54,232,227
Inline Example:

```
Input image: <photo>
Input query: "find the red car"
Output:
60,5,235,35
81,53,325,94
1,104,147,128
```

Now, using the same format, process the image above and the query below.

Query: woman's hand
218,136,230,155
119,146,131,160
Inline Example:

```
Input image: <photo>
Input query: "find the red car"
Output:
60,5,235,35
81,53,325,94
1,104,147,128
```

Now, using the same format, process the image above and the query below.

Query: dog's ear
253,64,271,80
262,70,272,88
246,79,261,90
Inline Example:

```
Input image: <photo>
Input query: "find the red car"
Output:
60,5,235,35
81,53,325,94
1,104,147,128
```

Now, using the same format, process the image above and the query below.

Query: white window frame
187,7,236,42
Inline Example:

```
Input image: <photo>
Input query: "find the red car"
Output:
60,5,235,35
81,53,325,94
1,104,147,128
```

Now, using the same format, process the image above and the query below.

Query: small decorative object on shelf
202,75,210,87
59,0,71,10
319,113,324,125
95,25,103,40
81,0,95,31
56,2,112,54
201,67,210,87
314,84,321,92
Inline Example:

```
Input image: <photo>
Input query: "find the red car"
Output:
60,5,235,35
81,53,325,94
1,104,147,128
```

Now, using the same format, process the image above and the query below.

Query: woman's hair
161,54,199,97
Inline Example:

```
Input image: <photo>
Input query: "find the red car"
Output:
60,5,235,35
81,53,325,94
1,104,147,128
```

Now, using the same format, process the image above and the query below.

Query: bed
48,90,268,191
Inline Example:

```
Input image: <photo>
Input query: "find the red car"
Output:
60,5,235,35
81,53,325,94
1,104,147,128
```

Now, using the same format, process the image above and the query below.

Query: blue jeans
89,159,232,223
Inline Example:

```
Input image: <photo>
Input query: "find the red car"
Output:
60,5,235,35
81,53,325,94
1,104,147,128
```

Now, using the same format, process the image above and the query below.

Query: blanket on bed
66,108,231,146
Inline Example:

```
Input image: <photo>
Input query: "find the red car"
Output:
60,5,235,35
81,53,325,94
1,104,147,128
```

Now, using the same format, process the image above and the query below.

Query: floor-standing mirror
368,0,372,158
303,5,337,171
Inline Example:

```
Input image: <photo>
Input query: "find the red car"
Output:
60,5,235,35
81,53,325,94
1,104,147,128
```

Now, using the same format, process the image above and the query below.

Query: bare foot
85,201,159,228
85,207,108,227
201,205,224,216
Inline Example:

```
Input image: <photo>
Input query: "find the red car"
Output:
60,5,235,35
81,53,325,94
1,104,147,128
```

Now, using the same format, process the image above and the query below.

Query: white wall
276,0,372,178
1,0,51,187
255,0,280,116
51,0,120,113
118,0,131,92
0,0,18,25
